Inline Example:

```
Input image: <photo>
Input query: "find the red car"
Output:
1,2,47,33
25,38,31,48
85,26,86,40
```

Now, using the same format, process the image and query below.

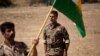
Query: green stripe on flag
53,0,86,37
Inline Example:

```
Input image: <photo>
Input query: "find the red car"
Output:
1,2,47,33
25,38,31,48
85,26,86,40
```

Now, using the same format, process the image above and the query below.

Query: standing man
0,22,39,56
43,10,70,56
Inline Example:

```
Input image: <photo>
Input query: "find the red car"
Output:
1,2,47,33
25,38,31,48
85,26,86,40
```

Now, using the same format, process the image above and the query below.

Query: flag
53,0,86,37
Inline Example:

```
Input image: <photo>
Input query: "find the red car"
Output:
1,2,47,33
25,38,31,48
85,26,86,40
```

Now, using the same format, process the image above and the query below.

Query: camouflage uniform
43,22,69,56
0,41,28,56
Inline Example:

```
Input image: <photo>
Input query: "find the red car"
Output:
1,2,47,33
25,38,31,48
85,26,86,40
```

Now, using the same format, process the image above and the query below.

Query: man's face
50,13,58,23
2,28,15,41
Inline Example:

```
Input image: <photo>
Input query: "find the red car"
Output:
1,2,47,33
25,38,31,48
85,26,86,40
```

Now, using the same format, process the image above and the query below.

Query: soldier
0,22,39,56
43,10,70,56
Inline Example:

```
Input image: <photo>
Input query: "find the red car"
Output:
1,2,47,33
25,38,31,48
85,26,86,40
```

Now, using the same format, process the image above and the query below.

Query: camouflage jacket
43,22,69,55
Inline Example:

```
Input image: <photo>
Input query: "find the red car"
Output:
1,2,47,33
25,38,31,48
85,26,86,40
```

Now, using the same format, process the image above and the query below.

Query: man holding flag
0,22,39,56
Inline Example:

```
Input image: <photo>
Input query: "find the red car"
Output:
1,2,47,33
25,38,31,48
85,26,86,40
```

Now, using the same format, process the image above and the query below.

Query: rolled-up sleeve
62,27,70,43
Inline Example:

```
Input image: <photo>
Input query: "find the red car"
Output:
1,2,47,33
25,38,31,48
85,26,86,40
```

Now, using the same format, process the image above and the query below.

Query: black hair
51,10,58,16
0,22,15,33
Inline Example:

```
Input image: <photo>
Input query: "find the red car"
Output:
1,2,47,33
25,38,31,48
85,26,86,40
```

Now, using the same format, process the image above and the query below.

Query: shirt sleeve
62,27,70,43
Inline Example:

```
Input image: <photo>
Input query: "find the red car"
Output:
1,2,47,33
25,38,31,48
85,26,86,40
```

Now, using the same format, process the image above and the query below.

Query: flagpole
27,5,54,56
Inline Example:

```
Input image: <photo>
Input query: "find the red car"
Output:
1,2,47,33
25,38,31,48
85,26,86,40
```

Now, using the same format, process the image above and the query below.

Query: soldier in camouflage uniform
0,22,39,56
43,10,70,56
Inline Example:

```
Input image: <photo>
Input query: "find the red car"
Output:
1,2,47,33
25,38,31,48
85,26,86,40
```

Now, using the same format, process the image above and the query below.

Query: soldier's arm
64,43,70,56
62,27,70,56
32,38,39,56
44,44,47,56
32,44,38,56
25,38,39,56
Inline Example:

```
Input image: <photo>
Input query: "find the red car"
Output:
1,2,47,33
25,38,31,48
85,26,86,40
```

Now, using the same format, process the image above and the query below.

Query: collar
49,22,59,29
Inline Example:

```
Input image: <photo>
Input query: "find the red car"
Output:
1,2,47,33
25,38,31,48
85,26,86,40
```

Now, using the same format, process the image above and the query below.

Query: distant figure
43,10,70,56
0,22,39,56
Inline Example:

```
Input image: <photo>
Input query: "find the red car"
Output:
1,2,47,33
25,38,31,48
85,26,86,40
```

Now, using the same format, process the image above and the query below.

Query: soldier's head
50,10,58,23
0,22,15,41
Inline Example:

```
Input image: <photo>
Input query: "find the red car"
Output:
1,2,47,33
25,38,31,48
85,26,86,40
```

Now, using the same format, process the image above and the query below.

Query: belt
47,42,66,49
50,44,60,48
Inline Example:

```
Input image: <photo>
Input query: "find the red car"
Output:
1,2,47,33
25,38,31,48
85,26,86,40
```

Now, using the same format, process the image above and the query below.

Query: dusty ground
0,3,100,56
